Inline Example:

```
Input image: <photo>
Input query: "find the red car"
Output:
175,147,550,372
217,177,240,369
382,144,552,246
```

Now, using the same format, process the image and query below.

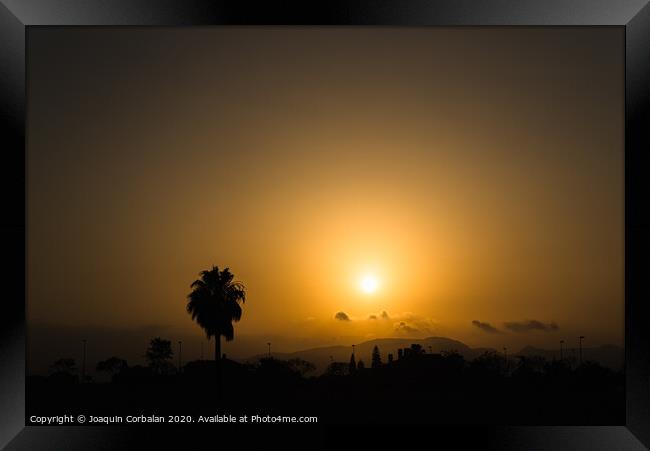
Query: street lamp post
178,341,182,373
82,339,87,383
267,342,271,358
579,336,584,365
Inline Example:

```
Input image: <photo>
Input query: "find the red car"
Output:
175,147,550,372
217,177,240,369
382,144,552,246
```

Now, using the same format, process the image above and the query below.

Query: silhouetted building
398,344,426,359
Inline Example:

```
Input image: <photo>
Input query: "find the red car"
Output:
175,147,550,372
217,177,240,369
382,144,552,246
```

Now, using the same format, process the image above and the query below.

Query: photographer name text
29,414,318,425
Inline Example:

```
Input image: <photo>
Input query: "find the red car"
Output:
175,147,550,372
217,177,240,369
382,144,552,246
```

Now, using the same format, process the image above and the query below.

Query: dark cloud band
503,320,559,333
471,320,501,334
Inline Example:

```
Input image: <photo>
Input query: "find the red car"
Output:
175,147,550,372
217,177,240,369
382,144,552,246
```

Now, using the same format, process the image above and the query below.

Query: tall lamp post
81,339,87,383
579,336,584,365
178,341,182,373
267,342,271,358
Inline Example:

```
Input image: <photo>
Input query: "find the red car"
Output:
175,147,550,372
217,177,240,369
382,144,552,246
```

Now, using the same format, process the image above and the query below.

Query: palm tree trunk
215,335,222,401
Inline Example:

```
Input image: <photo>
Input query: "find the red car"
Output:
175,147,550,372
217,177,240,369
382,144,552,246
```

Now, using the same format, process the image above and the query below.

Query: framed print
1,1,649,449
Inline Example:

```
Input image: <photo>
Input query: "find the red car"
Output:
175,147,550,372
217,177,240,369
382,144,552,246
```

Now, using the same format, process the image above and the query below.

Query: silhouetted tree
145,337,174,375
371,345,382,369
287,358,316,377
387,353,394,364
186,266,246,396
357,359,365,370
325,361,347,376
349,353,357,374
96,357,128,381
49,358,78,384
50,358,76,375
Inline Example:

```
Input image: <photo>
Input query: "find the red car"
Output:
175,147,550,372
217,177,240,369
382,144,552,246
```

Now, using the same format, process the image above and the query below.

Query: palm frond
186,265,247,342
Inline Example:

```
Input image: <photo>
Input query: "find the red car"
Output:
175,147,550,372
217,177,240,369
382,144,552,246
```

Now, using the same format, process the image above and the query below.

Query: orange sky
27,27,623,354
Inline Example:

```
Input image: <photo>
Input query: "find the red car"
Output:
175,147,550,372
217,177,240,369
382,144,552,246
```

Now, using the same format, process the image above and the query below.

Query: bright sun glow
360,275,379,294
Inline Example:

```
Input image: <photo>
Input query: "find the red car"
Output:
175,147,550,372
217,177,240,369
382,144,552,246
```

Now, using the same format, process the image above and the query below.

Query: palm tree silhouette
186,266,246,397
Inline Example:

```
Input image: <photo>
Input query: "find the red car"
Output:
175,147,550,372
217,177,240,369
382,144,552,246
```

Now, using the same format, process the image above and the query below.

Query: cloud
364,311,438,336
394,321,419,334
503,320,559,333
367,311,390,320
471,320,501,334
334,311,350,321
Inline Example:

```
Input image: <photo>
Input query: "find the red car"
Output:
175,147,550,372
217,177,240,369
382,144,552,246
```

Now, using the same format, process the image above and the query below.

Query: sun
360,275,379,294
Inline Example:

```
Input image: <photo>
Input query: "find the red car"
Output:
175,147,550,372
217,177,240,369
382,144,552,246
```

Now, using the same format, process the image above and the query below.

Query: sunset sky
27,27,623,362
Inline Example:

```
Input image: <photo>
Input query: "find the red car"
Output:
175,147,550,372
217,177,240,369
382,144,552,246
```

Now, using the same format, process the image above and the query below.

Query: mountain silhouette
243,336,491,374
243,337,623,374
27,323,624,378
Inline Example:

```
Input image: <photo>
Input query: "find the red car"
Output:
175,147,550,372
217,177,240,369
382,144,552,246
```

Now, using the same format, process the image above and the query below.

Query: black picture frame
1,1,649,449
